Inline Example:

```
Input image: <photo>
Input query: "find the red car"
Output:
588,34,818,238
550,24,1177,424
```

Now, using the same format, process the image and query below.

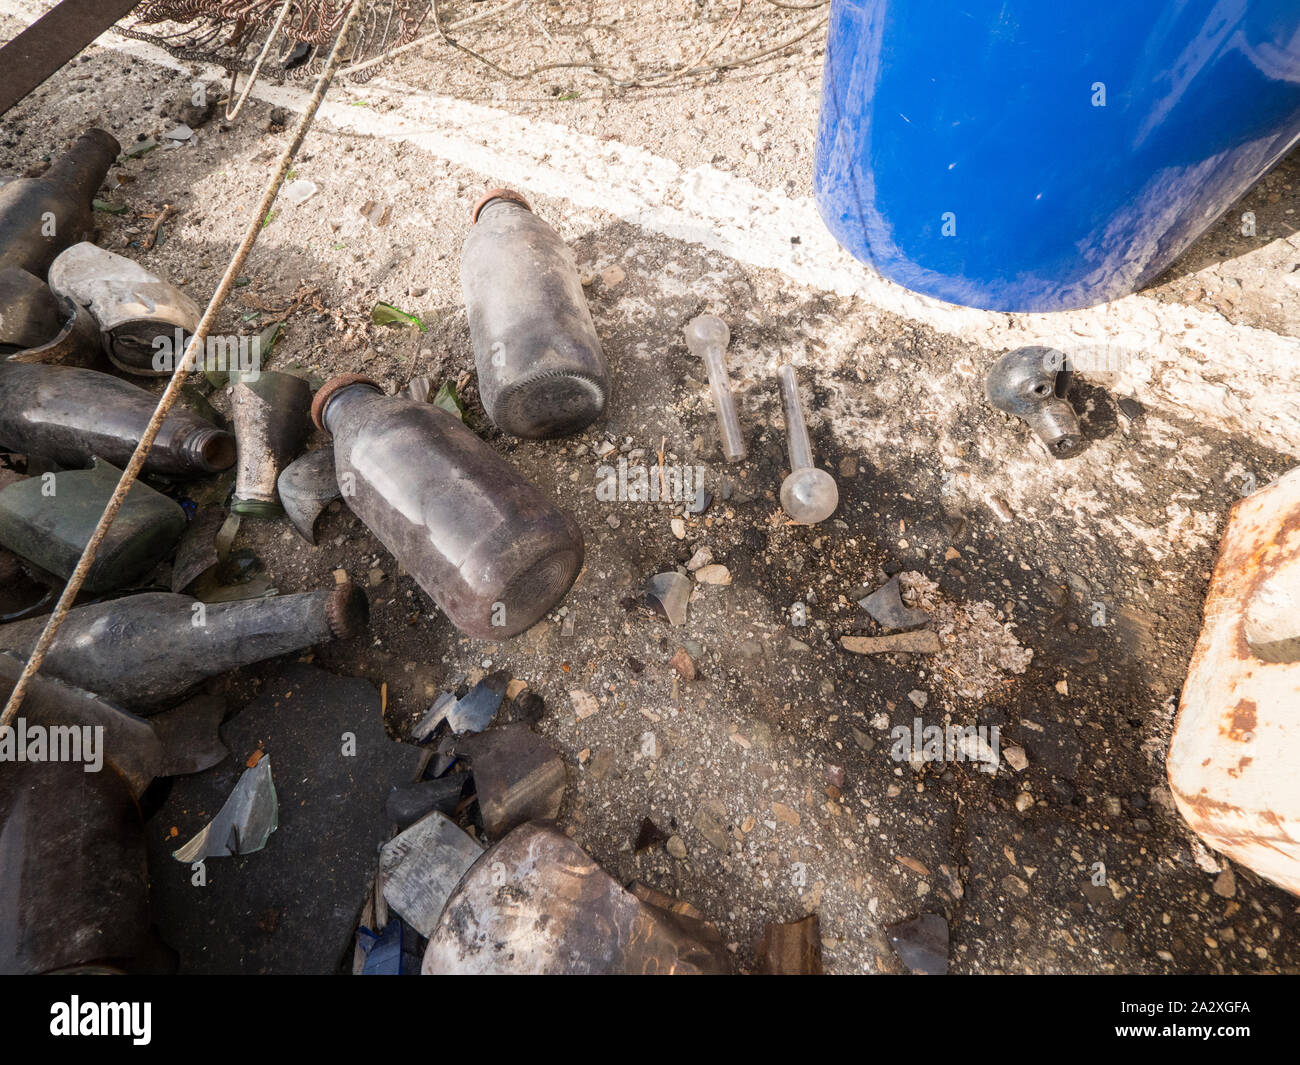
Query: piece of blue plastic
359,921,403,975
814,1,1300,311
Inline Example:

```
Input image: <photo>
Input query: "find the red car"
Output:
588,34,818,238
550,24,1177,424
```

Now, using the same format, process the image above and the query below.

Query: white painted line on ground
4,0,1297,455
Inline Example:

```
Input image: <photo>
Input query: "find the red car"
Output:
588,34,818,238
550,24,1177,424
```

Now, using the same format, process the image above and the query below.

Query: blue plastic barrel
814,1,1300,311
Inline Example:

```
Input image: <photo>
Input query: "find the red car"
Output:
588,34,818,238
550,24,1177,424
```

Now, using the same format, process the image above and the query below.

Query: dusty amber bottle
312,374,583,638
0,361,235,477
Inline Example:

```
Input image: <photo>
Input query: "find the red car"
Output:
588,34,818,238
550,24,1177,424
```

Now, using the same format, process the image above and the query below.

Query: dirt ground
2,1,1299,974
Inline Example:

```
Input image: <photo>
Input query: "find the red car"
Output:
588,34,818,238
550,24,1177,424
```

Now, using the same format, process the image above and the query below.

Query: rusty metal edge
0,0,143,118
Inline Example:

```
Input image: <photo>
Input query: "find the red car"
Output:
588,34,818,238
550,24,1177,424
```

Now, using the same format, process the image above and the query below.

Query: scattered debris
420,672,508,736
757,914,824,974
840,631,941,655
378,810,483,937
896,572,1034,698
887,913,950,975
645,570,692,625
173,758,278,862
985,347,1085,459
458,724,567,837
423,822,732,973
859,575,930,631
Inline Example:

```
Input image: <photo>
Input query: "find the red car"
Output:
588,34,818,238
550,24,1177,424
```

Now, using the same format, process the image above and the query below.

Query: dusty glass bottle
0,581,369,710
312,374,584,638
461,189,609,439
0,361,235,477
0,128,120,277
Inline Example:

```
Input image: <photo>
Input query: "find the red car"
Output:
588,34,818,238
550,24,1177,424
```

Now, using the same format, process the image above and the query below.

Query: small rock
1056,679,1070,696
694,798,731,851
600,264,626,287
1015,792,1034,812
569,690,600,720
1001,874,1030,898
1212,867,1236,898
686,547,713,571
1003,745,1028,772
640,732,661,760
771,802,801,827
670,517,686,540
282,178,318,205
669,647,697,682
695,564,731,585
825,764,845,788
907,689,928,709
838,455,857,478
666,834,688,859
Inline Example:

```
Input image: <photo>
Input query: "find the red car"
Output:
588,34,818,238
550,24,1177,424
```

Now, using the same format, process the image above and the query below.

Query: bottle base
492,371,607,440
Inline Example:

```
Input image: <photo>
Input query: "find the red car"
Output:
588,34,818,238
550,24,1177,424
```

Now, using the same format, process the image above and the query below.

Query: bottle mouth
311,373,380,432
326,581,370,639
185,427,237,473
471,187,532,223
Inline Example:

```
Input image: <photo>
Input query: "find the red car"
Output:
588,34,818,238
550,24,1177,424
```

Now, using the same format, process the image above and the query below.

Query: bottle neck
42,130,118,202
321,381,382,434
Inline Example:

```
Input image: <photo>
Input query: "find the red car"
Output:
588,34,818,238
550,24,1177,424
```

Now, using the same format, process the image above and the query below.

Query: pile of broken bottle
0,129,956,975
0,129,814,976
